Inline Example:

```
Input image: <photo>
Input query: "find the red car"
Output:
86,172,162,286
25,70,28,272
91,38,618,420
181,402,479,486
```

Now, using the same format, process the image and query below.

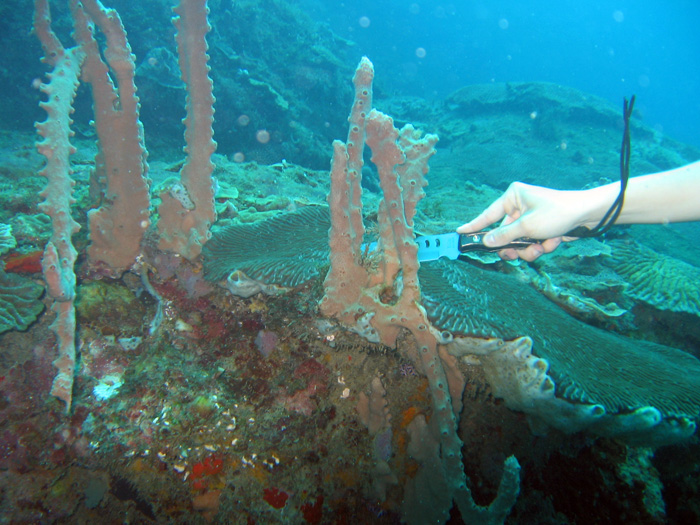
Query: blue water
304,0,700,149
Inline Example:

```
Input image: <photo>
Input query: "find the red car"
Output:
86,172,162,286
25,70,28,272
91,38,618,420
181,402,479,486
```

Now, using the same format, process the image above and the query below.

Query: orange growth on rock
192,489,222,522
405,460,420,479
399,406,421,429
301,494,324,524
3,251,44,273
263,487,289,509
191,455,223,479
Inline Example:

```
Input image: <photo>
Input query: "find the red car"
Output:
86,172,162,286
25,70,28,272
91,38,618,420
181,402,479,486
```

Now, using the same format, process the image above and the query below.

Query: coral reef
0,267,45,334
607,240,700,317
1,2,699,521
203,206,331,289
0,223,16,255
205,208,700,448
421,259,700,440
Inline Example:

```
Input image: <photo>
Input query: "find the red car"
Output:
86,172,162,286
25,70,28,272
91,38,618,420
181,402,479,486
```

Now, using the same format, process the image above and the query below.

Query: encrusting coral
203,205,330,293
0,223,17,255
0,267,45,334
205,209,700,447
420,258,700,446
607,240,700,317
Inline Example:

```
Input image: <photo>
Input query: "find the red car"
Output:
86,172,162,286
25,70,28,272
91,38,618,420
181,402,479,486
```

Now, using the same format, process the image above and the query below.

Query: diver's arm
457,160,700,261
591,160,700,225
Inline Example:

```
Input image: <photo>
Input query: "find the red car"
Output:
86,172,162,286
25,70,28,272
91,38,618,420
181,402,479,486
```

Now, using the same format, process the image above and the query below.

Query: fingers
457,181,568,261
541,236,563,253
498,237,562,262
497,248,521,261
481,219,527,247
498,244,542,262
456,194,507,234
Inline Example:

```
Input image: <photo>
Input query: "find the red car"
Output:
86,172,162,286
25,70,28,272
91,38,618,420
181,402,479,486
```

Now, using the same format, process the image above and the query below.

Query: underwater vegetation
0,0,699,523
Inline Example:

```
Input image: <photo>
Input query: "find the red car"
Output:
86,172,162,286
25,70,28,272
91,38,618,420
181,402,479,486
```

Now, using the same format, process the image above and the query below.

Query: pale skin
457,160,700,261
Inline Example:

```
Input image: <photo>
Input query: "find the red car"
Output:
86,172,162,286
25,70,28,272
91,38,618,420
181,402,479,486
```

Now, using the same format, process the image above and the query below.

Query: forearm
582,160,700,227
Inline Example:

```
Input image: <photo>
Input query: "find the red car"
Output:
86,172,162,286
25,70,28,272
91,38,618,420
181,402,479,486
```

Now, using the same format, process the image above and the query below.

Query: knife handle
458,231,540,253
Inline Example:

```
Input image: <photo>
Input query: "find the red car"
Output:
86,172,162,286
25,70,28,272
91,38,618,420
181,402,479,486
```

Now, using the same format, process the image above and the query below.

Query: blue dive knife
415,231,539,261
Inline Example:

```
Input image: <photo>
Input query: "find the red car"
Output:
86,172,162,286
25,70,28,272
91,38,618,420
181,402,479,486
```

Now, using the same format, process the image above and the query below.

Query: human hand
457,182,588,261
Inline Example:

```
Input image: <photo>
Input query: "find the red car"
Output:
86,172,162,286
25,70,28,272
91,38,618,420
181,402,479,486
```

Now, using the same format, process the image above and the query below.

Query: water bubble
358,16,371,28
256,130,271,144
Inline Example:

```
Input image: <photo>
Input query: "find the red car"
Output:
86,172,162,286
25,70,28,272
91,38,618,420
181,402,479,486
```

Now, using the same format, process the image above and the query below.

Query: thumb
482,221,527,247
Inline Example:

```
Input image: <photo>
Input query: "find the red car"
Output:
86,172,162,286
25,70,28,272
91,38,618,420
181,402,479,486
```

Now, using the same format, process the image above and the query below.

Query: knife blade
415,231,540,261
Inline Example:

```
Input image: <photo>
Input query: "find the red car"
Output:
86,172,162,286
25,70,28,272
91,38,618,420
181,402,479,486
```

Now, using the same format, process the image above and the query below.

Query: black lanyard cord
566,95,635,238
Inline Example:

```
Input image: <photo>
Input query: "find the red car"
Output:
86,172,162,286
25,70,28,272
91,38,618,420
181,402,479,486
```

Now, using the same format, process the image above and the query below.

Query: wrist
571,184,619,231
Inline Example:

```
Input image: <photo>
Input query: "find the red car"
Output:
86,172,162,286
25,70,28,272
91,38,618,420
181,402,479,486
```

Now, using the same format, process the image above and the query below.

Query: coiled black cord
566,95,636,238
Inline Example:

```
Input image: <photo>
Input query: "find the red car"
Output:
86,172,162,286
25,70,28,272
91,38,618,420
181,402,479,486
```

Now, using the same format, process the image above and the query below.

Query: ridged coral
419,258,700,423
607,241,700,316
0,267,44,334
0,223,16,256
202,206,330,287
204,208,700,428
